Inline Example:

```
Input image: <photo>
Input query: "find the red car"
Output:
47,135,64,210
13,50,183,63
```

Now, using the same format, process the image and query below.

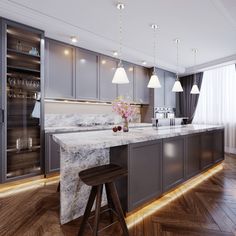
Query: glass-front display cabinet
0,18,44,182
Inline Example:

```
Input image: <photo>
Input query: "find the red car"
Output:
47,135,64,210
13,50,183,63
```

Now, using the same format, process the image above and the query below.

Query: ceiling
0,0,236,74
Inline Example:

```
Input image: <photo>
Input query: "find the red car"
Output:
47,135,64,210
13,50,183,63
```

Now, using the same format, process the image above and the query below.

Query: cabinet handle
0,110,4,124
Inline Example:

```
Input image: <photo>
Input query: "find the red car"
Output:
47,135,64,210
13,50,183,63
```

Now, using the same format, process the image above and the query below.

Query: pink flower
112,97,137,120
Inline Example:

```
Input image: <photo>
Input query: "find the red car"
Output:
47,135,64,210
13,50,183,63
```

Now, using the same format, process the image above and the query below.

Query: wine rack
0,19,44,182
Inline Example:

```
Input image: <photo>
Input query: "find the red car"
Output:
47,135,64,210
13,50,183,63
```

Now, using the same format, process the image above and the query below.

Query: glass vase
123,117,129,132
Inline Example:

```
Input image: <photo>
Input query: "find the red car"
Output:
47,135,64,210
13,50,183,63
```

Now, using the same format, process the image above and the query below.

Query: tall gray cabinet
164,71,176,107
134,66,149,104
45,39,75,99
154,69,176,108
154,69,165,107
99,56,118,101
76,48,99,100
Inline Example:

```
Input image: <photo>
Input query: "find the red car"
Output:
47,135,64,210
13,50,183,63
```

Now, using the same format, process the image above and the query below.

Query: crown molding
184,54,236,75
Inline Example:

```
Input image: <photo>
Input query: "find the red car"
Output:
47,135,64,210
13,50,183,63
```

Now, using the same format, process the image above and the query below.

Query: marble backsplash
45,113,141,127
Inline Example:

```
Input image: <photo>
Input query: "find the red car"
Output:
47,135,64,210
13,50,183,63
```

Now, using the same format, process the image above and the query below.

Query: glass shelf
7,48,40,58
7,65,40,73
7,145,40,153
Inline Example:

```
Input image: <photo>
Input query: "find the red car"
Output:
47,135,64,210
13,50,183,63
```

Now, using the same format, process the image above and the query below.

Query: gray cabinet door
154,68,165,107
117,63,134,101
99,56,118,101
128,140,162,211
45,39,75,99
186,134,201,179
164,71,176,108
213,130,224,163
163,137,185,191
45,133,60,174
201,132,214,170
76,49,99,100
134,66,149,104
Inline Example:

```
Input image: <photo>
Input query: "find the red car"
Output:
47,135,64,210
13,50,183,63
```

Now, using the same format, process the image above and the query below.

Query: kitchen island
53,124,224,224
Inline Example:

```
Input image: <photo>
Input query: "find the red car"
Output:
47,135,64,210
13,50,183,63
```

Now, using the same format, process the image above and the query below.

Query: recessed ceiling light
101,60,106,65
151,24,158,30
80,58,86,63
71,36,78,43
117,3,125,10
64,49,69,55
174,38,180,44
142,61,147,66
113,51,118,57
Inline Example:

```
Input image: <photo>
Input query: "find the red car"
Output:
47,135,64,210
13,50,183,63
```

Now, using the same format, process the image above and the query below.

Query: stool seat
79,164,127,186
78,164,129,236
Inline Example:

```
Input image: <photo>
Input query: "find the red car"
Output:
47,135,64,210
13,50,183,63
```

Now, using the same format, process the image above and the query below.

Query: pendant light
190,49,200,94
147,24,161,88
112,3,129,84
172,39,183,92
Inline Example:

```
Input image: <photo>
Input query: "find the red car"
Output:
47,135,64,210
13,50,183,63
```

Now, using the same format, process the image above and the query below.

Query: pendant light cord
118,4,123,66
194,49,197,84
176,40,179,80
153,27,157,74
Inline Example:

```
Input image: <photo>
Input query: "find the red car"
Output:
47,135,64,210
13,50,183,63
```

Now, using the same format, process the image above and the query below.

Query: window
193,64,236,154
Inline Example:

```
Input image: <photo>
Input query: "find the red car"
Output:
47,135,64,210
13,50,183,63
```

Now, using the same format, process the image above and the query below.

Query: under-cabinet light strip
0,176,59,197
126,163,223,228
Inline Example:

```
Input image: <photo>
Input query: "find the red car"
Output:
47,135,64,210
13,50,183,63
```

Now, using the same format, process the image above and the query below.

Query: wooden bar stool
78,164,129,236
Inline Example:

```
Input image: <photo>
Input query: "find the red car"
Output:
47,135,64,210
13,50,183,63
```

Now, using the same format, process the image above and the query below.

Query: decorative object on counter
147,24,161,88
112,97,138,132
172,39,183,92
112,3,129,84
112,125,122,134
123,117,129,132
16,40,22,51
190,49,200,94
29,47,39,56
112,126,118,133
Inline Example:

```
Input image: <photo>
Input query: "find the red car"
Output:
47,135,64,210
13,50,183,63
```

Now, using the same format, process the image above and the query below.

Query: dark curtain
176,72,203,123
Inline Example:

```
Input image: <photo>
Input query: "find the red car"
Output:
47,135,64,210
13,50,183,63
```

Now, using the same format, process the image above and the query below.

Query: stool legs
107,182,129,236
57,182,60,192
105,184,114,223
78,183,129,236
93,185,103,236
78,186,97,236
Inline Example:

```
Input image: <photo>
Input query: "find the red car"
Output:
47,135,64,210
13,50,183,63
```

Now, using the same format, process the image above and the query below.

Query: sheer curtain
193,64,236,154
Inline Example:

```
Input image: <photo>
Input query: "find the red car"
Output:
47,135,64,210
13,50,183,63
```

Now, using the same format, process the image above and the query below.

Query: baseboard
225,147,236,154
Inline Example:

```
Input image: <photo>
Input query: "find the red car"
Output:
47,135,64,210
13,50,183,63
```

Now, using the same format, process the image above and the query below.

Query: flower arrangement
112,96,137,121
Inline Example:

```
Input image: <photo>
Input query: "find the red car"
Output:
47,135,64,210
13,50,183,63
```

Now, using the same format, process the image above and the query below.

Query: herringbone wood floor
0,154,236,236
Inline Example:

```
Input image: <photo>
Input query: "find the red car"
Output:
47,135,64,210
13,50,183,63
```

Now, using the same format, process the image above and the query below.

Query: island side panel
60,147,109,224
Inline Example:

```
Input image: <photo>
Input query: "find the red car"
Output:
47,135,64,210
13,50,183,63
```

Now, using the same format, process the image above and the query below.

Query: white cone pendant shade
112,66,129,84
172,80,183,92
147,74,161,88
191,49,200,95
190,84,200,94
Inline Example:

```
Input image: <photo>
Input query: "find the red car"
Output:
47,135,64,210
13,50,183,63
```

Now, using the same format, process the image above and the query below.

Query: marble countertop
44,123,152,133
53,124,224,153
